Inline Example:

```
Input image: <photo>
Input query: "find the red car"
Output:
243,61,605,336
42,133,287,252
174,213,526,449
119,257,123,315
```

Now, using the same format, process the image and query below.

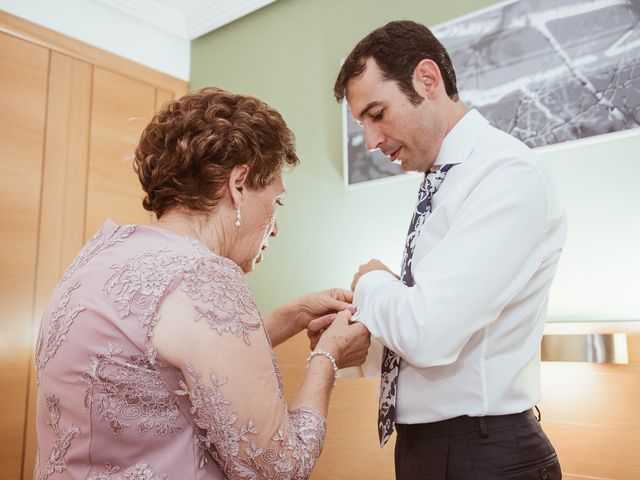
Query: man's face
346,58,443,173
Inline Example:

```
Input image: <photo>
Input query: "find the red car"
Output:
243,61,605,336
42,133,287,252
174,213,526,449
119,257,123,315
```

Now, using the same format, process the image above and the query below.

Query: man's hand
351,259,399,291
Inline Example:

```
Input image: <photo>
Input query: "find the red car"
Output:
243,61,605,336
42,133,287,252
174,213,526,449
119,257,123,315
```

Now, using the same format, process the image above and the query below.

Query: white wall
539,130,640,321
0,0,190,80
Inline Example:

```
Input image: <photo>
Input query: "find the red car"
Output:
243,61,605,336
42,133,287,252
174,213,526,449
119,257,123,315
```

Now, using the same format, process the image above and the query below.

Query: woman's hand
265,288,355,347
307,314,336,350
315,310,370,369
291,288,354,330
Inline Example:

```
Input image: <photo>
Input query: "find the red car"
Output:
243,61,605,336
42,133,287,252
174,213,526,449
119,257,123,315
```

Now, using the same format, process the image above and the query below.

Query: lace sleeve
154,255,326,480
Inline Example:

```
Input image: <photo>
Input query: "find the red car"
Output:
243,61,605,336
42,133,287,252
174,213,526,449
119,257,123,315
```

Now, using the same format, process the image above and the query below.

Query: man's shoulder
463,124,554,183
448,125,558,202
477,124,534,161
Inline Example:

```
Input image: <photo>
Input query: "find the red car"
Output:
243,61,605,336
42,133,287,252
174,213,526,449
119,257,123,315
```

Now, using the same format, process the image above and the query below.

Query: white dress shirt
354,109,567,424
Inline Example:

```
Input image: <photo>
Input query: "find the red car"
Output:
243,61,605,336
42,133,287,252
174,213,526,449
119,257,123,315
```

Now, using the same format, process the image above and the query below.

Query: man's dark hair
334,20,458,105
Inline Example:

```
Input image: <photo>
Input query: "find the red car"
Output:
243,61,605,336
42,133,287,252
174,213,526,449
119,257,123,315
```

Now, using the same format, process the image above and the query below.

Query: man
334,20,566,479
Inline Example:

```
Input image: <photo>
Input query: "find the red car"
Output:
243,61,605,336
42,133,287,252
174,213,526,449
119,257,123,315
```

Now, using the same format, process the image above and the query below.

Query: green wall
191,0,640,321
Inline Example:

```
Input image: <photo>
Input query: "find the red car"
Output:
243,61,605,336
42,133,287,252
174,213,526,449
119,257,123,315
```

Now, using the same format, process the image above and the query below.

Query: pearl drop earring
235,206,241,227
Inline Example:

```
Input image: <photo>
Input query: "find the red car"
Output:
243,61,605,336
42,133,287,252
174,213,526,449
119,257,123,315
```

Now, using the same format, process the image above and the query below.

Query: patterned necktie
378,164,456,448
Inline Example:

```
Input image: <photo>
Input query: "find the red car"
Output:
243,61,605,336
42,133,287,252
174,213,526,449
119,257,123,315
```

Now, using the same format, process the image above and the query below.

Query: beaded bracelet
306,349,339,387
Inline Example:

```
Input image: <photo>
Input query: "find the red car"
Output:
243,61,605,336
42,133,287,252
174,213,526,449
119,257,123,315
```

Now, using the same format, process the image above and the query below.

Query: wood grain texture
20,51,93,479
155,88,175,113
538,334,640,480
0,11,187,95
543,420,639,480
85,67,156,238
0,32,48,480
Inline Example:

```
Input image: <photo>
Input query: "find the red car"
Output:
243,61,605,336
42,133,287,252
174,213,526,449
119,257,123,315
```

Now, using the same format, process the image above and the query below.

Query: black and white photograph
435,0,640,149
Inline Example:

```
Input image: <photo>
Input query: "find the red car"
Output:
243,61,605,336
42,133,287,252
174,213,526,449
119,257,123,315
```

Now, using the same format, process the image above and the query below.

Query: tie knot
427,163,456,176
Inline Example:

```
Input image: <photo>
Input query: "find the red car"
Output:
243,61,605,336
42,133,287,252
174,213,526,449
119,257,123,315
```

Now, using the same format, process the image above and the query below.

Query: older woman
34,88,370,479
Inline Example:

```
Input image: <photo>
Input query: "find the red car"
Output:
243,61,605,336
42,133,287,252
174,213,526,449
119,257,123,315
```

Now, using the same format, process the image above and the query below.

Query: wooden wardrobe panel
85,67,156,239
155,88,175,112
36,51,92,300
0,32,49,479
537,336,640,479
0,12,187,95
21,52,93,479
542,420,640,480
539,364,640,428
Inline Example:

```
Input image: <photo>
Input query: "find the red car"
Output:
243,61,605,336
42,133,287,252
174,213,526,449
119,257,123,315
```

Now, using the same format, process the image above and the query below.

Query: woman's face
234,175,286,273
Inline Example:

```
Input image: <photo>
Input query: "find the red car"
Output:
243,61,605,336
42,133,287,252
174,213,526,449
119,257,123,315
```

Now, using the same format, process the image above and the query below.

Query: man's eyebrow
357,101,383,120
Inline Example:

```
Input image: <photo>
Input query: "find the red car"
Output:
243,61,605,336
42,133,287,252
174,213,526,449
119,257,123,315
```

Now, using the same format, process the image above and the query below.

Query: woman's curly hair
134,87,299,218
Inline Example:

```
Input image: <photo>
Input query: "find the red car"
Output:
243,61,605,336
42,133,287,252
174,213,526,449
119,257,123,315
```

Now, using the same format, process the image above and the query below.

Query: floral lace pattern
79,344,182,436
262,323,284,400
88,461,167,480
35,281,85,383
43,395,80,478
269,348,285,400
37,222,309,479
60,224,136,285
176,363,326,480
285,408,327,479
106,248,262,353
105,249,194,360
180,254,261,345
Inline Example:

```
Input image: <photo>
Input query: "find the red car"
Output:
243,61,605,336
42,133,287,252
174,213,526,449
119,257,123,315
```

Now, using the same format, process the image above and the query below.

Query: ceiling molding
98,0,276,40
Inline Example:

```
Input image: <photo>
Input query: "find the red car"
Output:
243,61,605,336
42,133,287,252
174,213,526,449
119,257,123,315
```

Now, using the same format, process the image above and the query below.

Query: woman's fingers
307,314,336,333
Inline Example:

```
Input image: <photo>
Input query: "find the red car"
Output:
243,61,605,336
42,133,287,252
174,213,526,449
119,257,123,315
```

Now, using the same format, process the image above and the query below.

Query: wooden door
20,51,93,478
0,32,49,479
85,68,156,238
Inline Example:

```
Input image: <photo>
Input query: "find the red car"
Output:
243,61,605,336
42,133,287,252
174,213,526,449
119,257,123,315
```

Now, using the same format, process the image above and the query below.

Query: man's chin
398,159,415,172
398,158,429,174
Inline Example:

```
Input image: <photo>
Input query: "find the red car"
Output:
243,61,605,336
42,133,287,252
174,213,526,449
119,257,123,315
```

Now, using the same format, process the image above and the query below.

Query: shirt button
540,467,548,479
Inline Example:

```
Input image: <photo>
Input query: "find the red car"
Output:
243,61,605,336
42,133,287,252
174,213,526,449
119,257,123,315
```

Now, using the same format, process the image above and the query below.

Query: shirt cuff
352,269,399,336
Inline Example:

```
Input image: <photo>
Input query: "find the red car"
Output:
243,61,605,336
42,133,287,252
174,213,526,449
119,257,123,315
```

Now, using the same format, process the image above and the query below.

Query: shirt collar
432,109,489,169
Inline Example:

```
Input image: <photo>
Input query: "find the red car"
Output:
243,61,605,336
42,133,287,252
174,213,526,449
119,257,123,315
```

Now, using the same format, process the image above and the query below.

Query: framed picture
342,0,640,187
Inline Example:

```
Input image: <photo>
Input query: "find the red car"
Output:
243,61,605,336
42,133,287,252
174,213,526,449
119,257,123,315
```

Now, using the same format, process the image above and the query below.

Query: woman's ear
413,59,440,99
228,165,249,207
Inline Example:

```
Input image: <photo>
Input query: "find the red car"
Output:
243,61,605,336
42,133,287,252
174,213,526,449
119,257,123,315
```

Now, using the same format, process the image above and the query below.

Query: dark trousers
394,410,561,479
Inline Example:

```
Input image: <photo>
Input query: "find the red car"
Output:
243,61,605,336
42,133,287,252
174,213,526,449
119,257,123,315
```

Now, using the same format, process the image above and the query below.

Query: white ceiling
97,0,277,40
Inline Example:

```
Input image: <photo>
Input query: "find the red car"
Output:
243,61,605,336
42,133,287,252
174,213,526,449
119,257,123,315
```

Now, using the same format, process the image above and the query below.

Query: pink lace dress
34,219,326,479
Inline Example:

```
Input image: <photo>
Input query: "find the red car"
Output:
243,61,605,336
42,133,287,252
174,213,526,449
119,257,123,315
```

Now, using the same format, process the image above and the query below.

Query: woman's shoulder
61,220,252,318
105,223,248,298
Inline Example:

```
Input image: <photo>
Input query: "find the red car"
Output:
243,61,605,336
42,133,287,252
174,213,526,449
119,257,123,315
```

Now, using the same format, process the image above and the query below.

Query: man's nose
270,219,279,237
363,124,384,151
